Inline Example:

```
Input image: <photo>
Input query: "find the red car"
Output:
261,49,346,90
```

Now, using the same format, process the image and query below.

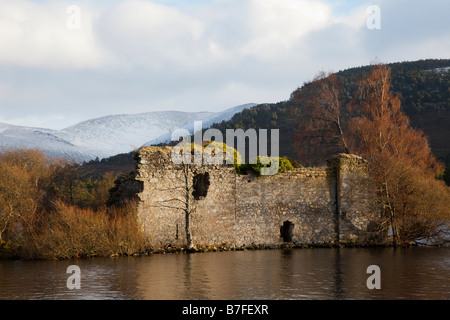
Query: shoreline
3,240,448,261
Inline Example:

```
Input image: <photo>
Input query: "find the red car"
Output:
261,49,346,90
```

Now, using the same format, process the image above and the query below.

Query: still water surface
0,247,448,300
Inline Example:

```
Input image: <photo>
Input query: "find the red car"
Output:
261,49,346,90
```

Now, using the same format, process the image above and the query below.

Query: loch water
0,247,448,300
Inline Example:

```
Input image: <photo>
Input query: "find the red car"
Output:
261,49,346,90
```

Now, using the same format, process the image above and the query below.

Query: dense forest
210,59,450,184
336,59,450,113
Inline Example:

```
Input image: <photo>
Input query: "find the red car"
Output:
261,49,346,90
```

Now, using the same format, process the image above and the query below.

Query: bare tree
291,72,350,165
290,65,450,246
348,64,449,246
0,149,46,242
154,163,195,250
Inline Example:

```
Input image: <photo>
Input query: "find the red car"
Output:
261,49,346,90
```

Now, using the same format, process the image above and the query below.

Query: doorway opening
280,220,295,242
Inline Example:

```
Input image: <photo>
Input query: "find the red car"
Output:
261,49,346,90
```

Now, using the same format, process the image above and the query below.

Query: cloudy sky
0,0,449,129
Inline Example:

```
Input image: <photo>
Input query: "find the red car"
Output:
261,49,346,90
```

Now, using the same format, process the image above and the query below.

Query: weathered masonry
111,146,380,250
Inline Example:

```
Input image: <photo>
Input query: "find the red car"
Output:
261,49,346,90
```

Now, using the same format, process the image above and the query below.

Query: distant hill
209,59,450,167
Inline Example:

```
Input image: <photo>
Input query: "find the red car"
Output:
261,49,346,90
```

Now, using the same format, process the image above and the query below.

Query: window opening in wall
192,172,210,200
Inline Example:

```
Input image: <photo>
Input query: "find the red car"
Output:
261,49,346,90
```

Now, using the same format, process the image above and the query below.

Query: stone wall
234,168,336,246
328,154,378,243
113,146,378,250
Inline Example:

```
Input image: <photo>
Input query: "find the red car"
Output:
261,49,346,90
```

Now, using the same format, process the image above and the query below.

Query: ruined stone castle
110,146,380,250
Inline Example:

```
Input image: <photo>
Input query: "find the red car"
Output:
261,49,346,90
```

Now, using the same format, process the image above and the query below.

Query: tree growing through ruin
153,141,239,250
154,142,216,250
155,162,195,250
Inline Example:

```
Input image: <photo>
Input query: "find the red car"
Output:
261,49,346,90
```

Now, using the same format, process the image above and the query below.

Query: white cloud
0,0,371,72
240,0,332,60
96,0,206,69
0,0,114,69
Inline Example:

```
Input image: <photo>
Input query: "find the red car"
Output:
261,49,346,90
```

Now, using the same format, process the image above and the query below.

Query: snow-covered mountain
0,104,256,162
143,103,257,146
55,111,214,160
0,122,93,160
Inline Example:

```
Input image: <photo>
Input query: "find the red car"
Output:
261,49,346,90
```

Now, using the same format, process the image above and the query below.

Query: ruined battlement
110,146,380,250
